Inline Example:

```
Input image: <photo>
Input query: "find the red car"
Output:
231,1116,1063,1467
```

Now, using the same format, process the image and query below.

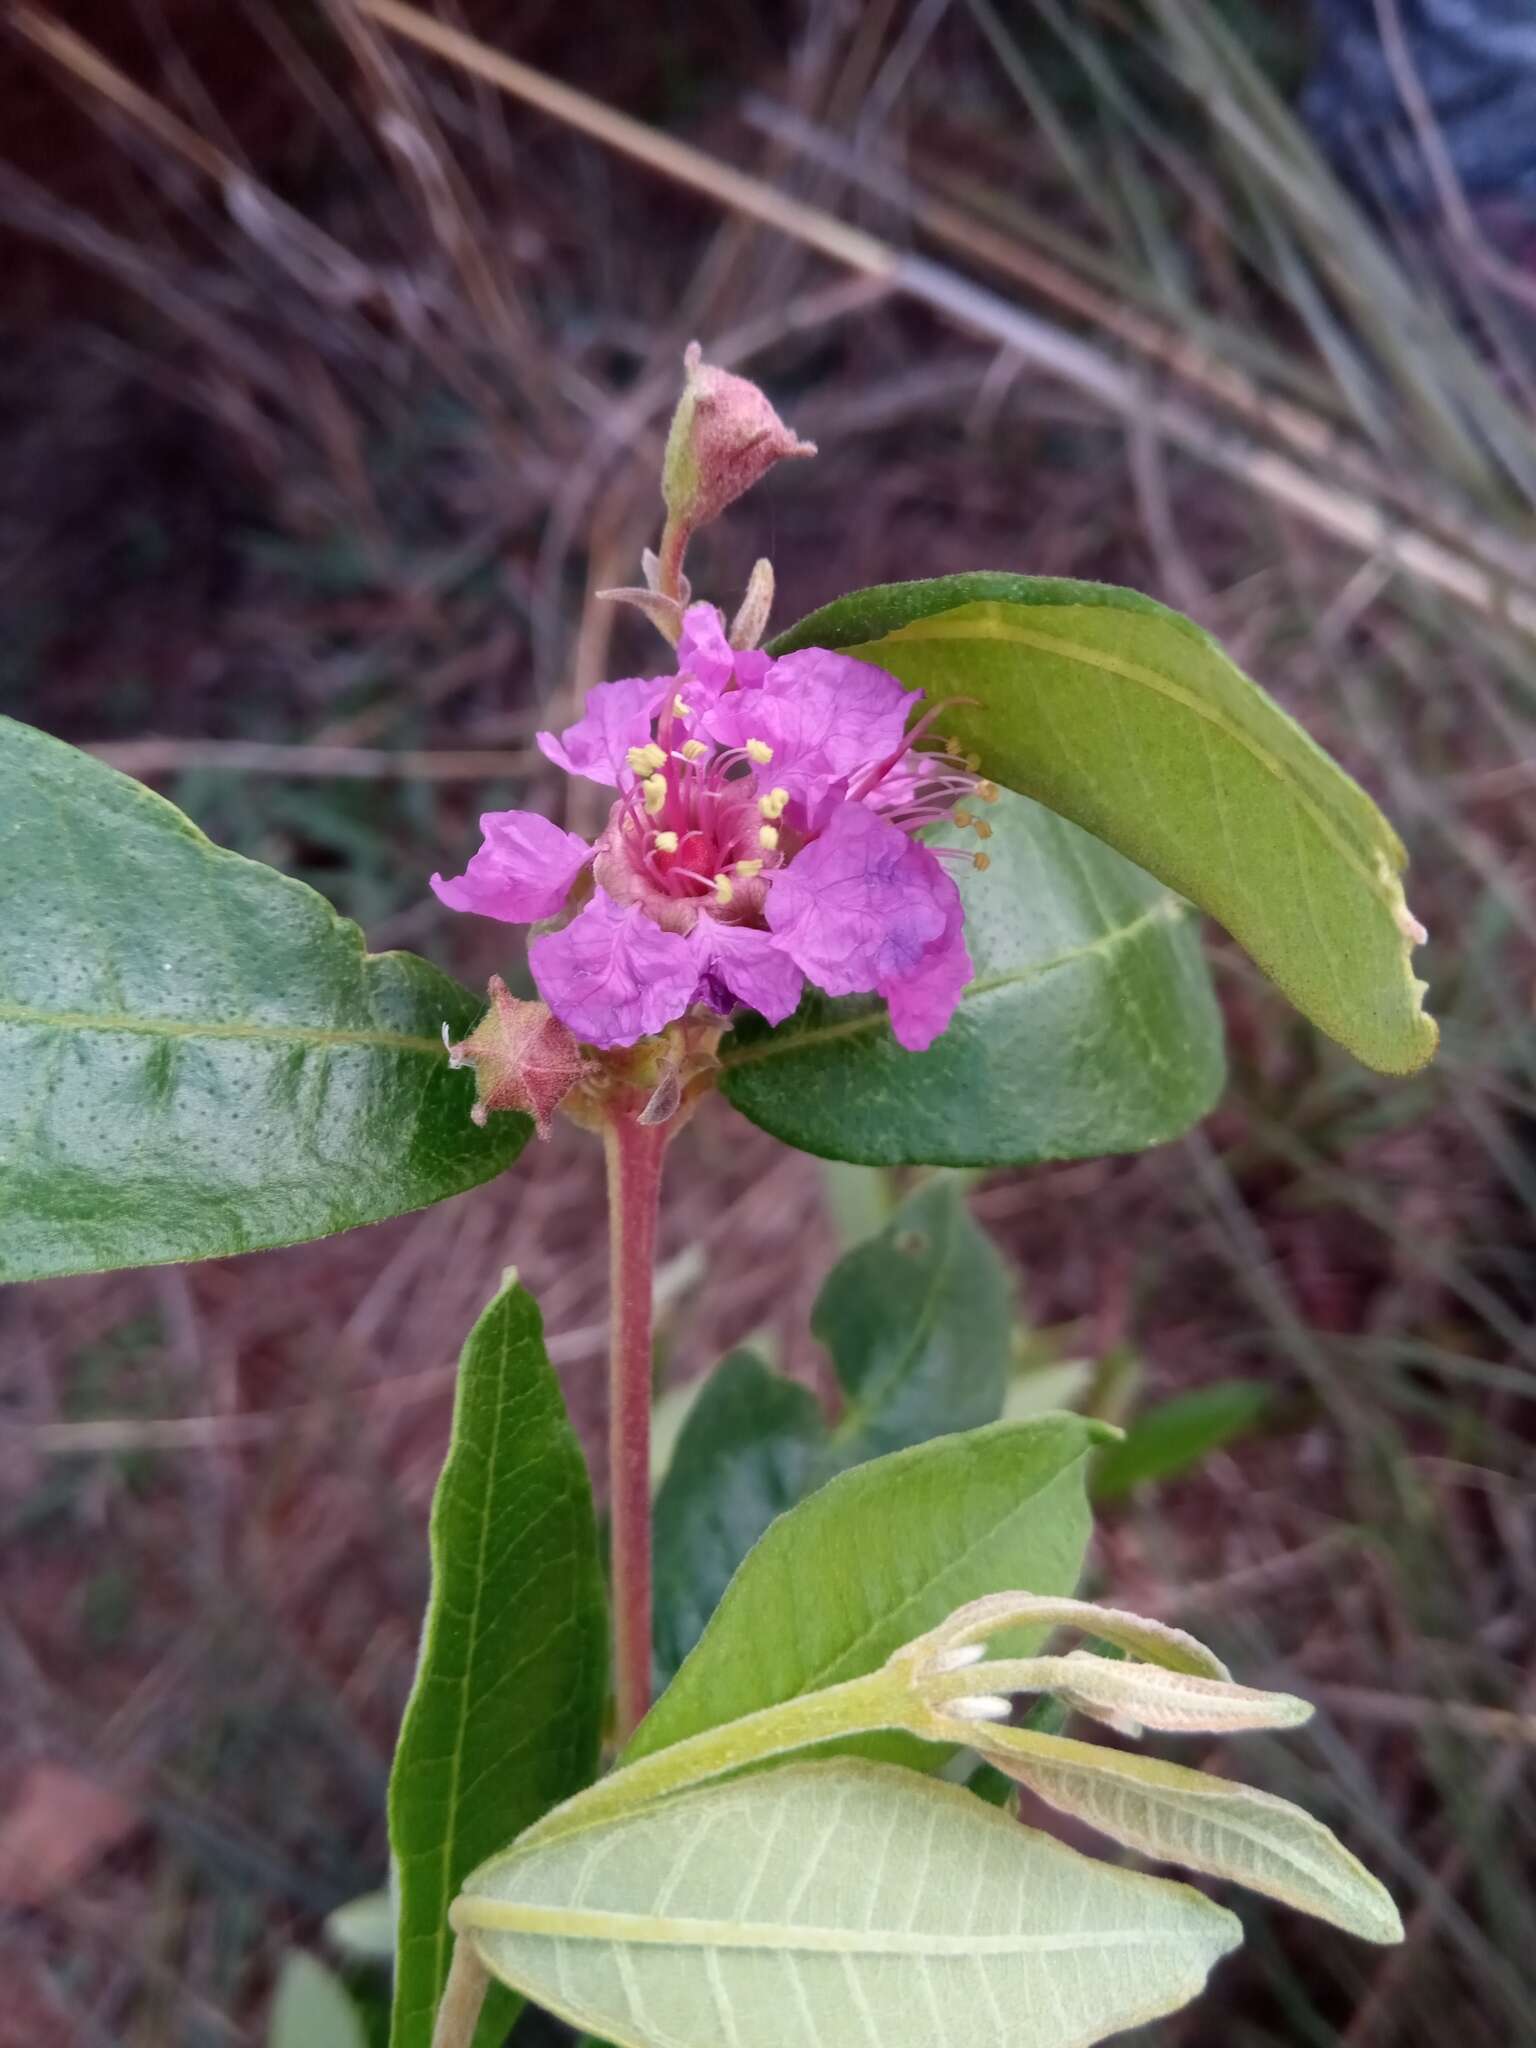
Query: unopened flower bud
660,344,815,575
444,977,587,1139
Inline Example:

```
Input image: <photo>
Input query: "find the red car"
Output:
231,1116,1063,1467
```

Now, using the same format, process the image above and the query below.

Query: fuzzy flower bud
445,977,587,1139
660,345,815,569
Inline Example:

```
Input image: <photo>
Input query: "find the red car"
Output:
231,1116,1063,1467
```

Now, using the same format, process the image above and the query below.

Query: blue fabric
1305,0,1536,208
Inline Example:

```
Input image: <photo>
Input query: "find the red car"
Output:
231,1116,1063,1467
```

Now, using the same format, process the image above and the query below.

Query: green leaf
388,1283,608,2048
652,1352,824,1689
630,1414,1106,1768
977,1725,1403,1944
652,1182,1016,1683
0,718,525,1282
458,1760,1241,2047
1094,1381,1272,1500
722,788,1224,1166
268,1952,369,2048
812,1178,1014,1465
771,575,1436,1077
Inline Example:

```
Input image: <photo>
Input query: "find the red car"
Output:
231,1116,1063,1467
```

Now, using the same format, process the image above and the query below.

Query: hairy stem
604,1112,671,1743
430,1938,488,2048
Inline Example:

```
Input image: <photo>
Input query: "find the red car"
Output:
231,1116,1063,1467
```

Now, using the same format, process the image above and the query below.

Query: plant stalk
604,1111,671,1743
430,1937,489,2048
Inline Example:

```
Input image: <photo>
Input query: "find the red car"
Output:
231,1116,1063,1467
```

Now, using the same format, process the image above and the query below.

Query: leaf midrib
465,1902,1202,1956
719,895,1187,1071
0,1001,444,1055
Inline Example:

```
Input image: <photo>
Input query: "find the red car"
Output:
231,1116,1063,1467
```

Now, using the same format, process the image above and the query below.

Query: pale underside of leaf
461,1762,1241,2048
977,1725,1403,1946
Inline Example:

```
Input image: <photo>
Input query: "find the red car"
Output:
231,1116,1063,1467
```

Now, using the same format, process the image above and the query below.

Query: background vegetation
1,3,1531,2043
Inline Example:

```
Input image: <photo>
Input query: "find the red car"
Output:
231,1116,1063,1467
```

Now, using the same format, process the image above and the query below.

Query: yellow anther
653,830,679,853
977,779,1000,803
627,742,667,776
973,851,991,872
952,808,974,829
973,818,993,841
680,738,708,762
745,737,774,765
759,825,780,851
713,873,734,905
672,694,692,720
642,773,669,816
945,733,962,754
758,786,790,821
965,752,982,774
735,858,764,878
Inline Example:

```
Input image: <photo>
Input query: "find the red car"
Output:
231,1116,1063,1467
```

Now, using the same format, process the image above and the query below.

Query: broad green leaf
652,1352,823,1687
976,1724,1403,1945
388,1283,607,2048
629,1414,1107,1767
458,1761,1241,2047
653,1183,1016,1683
771,575,1436,1077
722,788,1224,1165
0,718,524,1282
268,1952,368,2048
1095,1380,1271,1500
813,1178,1013,1464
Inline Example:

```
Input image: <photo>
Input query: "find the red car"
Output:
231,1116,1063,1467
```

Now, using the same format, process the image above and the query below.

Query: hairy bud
658,345,814,591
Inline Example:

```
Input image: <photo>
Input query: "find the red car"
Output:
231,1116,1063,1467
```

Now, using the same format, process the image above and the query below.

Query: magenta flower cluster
431,605,983,1052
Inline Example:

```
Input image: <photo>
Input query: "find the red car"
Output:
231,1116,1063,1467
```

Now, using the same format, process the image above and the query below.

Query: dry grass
0,3,1532,2043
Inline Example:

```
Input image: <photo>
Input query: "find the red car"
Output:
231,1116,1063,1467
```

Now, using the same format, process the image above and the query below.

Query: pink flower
433,602,984,1051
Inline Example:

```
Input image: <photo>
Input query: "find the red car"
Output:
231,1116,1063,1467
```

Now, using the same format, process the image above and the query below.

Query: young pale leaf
908,1591,1231,1680
772,576,1436,1077
630,1415,1107,1770
653,1182,1017,1682
722,788,1224,1165
0,718,525,1281
457,1760,1241,2048
976,1724,1404,1946
932,1654,1312,1736
389,1283,608,2048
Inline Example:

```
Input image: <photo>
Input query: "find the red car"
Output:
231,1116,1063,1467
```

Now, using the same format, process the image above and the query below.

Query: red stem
604,1112,671,1743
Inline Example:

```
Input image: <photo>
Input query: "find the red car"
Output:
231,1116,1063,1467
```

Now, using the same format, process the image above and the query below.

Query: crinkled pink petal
528,892,699,1047
537,675,670,787
704,648,914,799
692,919,805,1025
676,602,769,701
765,803,950,998
880,875,972,1051
431,809,592,924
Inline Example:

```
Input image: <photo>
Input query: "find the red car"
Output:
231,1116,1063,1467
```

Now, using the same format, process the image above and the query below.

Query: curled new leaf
962,1725,1404,1947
